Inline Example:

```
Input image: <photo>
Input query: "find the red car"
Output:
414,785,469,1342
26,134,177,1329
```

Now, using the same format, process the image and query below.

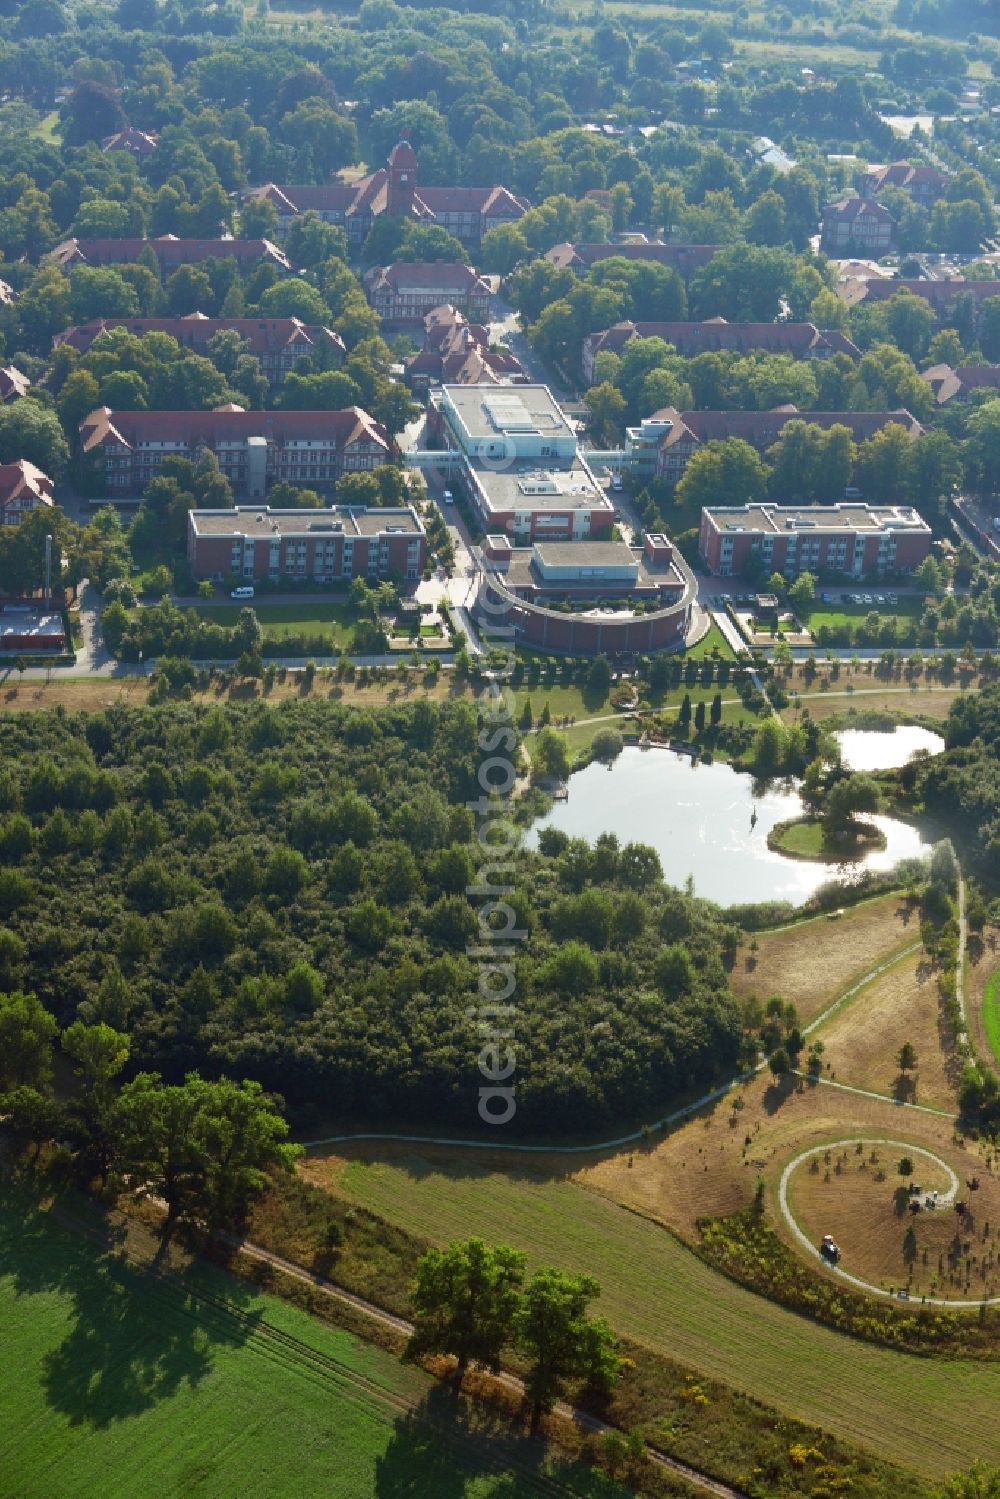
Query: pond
834,725,945,772
527,747,931,908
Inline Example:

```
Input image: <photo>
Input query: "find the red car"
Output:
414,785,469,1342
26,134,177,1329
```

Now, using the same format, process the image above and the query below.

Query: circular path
776,1137,1000,1308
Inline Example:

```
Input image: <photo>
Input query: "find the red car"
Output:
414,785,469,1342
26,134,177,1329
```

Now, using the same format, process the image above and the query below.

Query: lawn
800,595,925,636
983,964,1000,1068
0,1191,624,1499
306,1143,1000,1478
192,601,357,645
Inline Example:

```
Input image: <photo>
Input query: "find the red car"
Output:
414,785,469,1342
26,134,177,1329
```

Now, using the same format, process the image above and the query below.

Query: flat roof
473,458,611,513
444,385,575,442
0,612,64,640
534,541,635,566
189,505,422,539
705,502,931,536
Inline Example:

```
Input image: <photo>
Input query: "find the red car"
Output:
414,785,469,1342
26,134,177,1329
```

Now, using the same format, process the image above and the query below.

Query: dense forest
921,684,1000,879
0,700,742,1133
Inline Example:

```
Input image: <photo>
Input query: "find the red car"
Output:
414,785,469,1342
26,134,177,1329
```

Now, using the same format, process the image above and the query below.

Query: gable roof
546,241,722,273
364,261,490,296
851,278,1000,308
587,319,861,360
49,237,291,272
0,366,31,401
654,405,923,452
79,405,390,456
0,459,54,515
53,315,345,360
921,363,1000,404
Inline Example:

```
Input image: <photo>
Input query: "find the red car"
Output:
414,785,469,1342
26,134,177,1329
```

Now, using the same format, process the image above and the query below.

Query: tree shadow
762,1073,798,1114
1,1189,260,1431
374,1385,608,1499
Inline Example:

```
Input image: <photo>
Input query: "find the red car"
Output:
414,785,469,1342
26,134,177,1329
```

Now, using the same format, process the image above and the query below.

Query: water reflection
528,746,930,907
834,725,944,772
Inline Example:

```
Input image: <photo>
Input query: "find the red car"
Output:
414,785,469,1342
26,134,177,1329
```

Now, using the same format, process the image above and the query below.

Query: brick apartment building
699,501,932,579
581,319,860,384
819,197,895,256
427,383,615,541
48,236,291,275
187,504,426,585
247,137,530,248
363,262,491,324
54,315,345,385
0,460,54,525
79,405,391,498
627,405,924,484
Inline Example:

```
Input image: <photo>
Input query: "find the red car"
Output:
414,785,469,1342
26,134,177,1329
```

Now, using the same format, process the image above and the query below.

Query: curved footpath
776,1138,1000,1309
302,939,932,1157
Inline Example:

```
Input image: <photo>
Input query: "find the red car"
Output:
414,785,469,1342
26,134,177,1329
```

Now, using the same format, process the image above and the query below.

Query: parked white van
231,585,255,599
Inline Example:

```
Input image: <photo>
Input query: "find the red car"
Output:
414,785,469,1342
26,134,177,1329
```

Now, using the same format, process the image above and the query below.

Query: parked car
231,585,254,599
442,489,454,505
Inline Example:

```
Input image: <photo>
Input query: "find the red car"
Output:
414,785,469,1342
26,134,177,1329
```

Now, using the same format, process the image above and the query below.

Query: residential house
404,304,522,392
247,136,530,248
187,504,426,585
53,315,345,385
0,366,30,402
699,501,932,578
820,197,895,256
79,405,391,499
101,126,159,158
363,262,491,325
0,460,54,525
581,319,860,384
48,236,291,275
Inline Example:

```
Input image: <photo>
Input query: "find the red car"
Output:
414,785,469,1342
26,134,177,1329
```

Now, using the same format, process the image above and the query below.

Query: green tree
118,1072,300,1235
514,1267,620,1430
0,401,70,477
0,991,58,1092
407,1238,526,1376
675,438,770,513
788,571,816,614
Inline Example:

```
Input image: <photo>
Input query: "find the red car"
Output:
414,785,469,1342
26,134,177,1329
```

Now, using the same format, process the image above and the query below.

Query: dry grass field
787,1141,1000,1301
781,682,965,723
730,893,917,1024
815,949,960,1111
304,1126,1000,1477
0,673,460,715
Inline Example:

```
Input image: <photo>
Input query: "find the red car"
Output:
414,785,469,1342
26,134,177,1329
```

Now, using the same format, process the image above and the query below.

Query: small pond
834,725,945,772
527,746,931,907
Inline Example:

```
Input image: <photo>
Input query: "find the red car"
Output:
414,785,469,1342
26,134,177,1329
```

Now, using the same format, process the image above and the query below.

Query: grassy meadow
0,1192,626,1499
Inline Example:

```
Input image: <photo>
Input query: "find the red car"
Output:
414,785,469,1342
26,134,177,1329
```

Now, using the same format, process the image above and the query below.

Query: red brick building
405,305,522,391
921,363,1000,405
79,406,392,499
0,461,54,525
545,242,722,277
363,262,491,325
54,315,345,385
859,162,950,207
187,504,426,585
248,137,529,248
699,502,932,579
581,319,860,384
638,406,923,485
48,236,291,275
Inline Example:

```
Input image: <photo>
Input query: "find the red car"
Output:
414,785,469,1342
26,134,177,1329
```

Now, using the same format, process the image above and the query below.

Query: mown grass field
307,1146,1000,1478
0,1193,621,1499
190,600,357,645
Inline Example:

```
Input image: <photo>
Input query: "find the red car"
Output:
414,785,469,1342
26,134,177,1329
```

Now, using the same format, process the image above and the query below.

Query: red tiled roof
857,279,1000,307
364,261,490,295
53,316,345,359
49,237,290,271
588,320,861,360
655,405,922,452
79,405,390,455
0,459,54,514
546,242,723,272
